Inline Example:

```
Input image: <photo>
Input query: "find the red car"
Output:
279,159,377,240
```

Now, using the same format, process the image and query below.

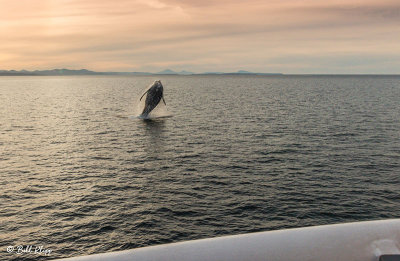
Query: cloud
0,0,399,73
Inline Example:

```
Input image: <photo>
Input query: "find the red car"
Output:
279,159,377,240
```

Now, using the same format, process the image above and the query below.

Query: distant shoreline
0,68,283,76
0,69,398,76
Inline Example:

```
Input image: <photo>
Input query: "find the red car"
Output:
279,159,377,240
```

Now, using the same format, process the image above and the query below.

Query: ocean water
1,75,399,260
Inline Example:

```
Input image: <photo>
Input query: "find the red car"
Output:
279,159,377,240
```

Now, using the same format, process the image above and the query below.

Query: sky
1,0,399,74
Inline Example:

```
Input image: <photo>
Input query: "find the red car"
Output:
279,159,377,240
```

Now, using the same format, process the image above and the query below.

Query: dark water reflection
141,119,167,158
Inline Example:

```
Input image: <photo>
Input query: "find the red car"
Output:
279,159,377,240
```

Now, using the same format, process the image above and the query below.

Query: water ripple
0,75,399,260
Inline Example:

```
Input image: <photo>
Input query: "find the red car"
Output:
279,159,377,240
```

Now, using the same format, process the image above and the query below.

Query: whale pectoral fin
140,90,148,101
162,97,166,105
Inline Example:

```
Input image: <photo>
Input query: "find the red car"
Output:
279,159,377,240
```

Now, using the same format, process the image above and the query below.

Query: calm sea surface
1,75,400,260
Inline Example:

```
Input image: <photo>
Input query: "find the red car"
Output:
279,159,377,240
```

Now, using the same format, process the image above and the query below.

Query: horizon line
1,68,399,76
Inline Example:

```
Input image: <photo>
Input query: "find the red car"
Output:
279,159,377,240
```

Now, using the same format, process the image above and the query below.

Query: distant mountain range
0,68,283,76
157,69,194,75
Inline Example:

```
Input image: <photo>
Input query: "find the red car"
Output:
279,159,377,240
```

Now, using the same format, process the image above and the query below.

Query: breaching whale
139,80,166,117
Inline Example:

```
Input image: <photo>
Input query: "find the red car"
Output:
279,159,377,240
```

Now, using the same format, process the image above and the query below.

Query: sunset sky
1,0,399,73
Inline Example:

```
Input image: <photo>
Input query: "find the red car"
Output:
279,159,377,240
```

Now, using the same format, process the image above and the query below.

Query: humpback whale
139,80,166,117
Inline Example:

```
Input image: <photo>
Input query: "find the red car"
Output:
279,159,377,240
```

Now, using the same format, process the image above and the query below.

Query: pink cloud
1,0,399,73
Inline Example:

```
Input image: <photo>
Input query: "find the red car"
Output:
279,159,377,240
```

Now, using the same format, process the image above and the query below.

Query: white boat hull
57,219,400,261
